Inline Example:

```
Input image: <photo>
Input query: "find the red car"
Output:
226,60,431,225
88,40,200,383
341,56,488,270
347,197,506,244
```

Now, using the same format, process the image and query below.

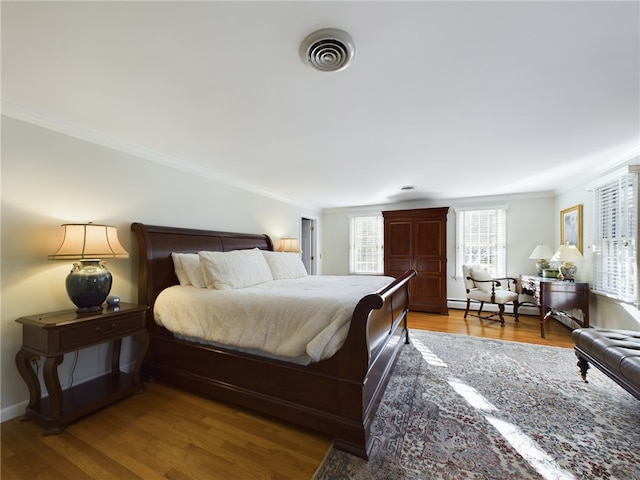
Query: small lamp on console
277,237,301,253
49,223,129,312
551,243,584,282
529,244,555,275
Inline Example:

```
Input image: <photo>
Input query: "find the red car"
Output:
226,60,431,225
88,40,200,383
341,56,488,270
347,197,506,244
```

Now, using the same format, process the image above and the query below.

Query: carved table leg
42,355,64,434
15,349,41,414
541,308,555,339
538,306,546,338
111,338,122,376
133,330,150,392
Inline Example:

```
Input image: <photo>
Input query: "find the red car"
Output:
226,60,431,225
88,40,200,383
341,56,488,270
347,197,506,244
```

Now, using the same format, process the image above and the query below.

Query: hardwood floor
410,308,575,348
1,309,574,480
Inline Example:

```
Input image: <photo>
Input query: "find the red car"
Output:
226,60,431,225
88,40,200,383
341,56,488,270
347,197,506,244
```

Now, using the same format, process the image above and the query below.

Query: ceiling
3,1,639,210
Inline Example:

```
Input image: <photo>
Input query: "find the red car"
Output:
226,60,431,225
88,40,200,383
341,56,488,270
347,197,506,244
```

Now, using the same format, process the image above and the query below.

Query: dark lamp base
66,259,112,313
75,305,104,313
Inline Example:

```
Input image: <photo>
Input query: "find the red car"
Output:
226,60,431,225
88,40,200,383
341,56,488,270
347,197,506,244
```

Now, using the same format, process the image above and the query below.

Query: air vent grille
300,28,355,72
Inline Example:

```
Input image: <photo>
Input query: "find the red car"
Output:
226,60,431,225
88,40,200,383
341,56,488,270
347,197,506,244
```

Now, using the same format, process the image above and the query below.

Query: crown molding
585,164,640,191
568,145,640,193
1,101,308,209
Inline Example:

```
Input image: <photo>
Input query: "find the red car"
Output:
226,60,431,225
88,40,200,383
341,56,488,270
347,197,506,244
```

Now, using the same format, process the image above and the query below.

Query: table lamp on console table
551,243,584,282
529,244,555,276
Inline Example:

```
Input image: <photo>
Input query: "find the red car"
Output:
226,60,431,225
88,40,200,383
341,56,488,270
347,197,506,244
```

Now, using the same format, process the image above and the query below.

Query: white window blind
592,167,638,303
349,215,384,274
456,208,507,277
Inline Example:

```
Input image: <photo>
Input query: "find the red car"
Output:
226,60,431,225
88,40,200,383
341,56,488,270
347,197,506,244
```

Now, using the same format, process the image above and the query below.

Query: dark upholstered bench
572,328,640,400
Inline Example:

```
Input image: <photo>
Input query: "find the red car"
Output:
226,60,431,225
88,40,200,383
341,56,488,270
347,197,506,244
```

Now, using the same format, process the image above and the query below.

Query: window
456,208,507,277
349,215,384,274
592,166,639,303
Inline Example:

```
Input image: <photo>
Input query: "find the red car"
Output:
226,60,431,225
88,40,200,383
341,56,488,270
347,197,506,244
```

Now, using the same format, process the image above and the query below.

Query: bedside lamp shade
49,224,129,259
49,223,129,312
529,244,554,275
277,237,300,253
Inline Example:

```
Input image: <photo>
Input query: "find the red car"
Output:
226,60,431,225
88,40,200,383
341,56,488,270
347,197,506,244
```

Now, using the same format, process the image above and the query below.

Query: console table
521,277,590,338
15,303,149,435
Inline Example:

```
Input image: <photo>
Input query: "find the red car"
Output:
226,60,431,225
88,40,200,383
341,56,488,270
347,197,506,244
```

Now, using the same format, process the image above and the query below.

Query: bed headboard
131,223,273,308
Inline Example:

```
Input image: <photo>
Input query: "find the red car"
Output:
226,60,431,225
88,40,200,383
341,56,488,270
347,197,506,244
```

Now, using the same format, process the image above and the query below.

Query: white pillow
171,253,191,285
262,251,308,280
470,268,493,292
199,248,273,290
173,253,206,288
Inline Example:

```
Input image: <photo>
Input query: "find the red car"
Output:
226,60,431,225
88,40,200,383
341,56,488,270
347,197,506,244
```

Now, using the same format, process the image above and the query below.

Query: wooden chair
462,264,520,327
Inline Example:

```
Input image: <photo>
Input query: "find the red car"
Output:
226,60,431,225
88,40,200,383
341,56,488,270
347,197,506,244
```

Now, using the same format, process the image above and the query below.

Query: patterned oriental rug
313,330,640,480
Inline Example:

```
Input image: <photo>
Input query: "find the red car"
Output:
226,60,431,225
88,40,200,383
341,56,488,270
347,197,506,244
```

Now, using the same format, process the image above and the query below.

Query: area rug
313,330,640,480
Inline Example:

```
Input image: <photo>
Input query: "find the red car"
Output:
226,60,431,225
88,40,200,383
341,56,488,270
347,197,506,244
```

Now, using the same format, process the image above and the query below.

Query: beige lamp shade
528,244,554,260
49,223,129,260
551,244,584,263
277,237,300,253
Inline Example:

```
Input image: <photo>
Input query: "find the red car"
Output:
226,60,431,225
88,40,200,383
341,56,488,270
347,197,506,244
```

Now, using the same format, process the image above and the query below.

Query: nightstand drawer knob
96,323,117,334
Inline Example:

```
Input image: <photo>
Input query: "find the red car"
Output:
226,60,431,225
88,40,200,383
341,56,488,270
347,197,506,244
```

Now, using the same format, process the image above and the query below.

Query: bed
131,222,416,459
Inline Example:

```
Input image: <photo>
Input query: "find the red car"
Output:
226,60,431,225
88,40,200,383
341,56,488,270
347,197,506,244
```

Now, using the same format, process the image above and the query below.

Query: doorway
301,217,317,275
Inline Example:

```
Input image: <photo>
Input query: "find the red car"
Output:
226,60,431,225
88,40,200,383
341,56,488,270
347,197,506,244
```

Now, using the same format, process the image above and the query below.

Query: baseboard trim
1,400,28,423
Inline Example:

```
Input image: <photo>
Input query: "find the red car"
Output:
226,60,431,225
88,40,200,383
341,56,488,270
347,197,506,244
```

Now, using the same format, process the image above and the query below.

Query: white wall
1,116,318,420
322,194,556,304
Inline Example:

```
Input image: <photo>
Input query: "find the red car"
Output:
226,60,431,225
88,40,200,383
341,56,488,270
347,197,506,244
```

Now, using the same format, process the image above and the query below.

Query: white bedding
153,275,394,365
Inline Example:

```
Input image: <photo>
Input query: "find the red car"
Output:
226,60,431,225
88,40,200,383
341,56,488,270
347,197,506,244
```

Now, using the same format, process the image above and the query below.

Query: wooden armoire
383,207,449,314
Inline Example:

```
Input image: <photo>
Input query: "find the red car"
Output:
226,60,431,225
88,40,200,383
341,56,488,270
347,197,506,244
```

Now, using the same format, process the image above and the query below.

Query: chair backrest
462,264,485,292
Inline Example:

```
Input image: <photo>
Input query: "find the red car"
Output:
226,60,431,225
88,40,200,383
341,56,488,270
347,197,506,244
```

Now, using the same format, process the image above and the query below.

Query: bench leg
576,355,590,383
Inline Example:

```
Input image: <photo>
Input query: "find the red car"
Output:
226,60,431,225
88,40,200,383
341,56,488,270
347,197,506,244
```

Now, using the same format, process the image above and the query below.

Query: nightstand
15,303,149,435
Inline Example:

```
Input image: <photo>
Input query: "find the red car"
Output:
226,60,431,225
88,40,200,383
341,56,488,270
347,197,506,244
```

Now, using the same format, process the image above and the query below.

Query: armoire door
383,207,449,314
412,213,448,313
384,216,413,276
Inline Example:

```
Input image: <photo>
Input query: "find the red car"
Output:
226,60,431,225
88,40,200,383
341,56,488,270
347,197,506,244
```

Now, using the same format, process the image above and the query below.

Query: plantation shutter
592,167,639,303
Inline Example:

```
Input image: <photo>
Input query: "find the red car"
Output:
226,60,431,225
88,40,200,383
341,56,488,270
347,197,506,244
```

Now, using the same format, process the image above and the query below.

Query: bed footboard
326,269,416,456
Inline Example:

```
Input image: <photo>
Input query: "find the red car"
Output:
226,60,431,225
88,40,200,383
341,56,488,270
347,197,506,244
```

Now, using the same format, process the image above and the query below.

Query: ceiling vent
300,28,355,72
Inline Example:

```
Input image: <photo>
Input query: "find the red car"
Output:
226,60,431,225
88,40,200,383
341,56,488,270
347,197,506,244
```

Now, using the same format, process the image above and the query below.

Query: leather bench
572,328,640,400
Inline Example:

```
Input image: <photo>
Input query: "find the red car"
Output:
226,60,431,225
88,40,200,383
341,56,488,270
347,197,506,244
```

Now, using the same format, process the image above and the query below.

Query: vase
65,259,112,312
559,262,577,282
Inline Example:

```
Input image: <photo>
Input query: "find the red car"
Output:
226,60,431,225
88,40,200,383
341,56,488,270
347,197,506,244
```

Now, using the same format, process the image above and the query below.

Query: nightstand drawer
59,313,144,350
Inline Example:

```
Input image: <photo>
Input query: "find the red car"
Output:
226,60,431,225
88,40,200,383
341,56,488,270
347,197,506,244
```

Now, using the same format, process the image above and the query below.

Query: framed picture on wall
560,204,582,253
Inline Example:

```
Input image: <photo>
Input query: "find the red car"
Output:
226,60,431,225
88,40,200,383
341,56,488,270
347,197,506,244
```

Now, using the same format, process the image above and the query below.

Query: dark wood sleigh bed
131,222,416,459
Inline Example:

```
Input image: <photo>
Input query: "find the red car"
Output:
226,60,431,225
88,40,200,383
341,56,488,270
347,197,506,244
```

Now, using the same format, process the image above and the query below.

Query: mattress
153,275,394,364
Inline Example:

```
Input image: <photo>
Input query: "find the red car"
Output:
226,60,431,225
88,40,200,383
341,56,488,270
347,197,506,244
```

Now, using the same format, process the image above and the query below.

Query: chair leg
464,299,471,319
477,301,485,317
513,299,520,322
498,304,506,327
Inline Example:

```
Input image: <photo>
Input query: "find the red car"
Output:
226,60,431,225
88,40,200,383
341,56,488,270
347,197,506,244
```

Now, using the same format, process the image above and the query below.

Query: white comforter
154,275,394,364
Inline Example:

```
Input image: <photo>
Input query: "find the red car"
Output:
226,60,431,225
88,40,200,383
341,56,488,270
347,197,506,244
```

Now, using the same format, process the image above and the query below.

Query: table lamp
277,237,301,253
49,223,129,312
551,244,584,281
528,244,555,275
